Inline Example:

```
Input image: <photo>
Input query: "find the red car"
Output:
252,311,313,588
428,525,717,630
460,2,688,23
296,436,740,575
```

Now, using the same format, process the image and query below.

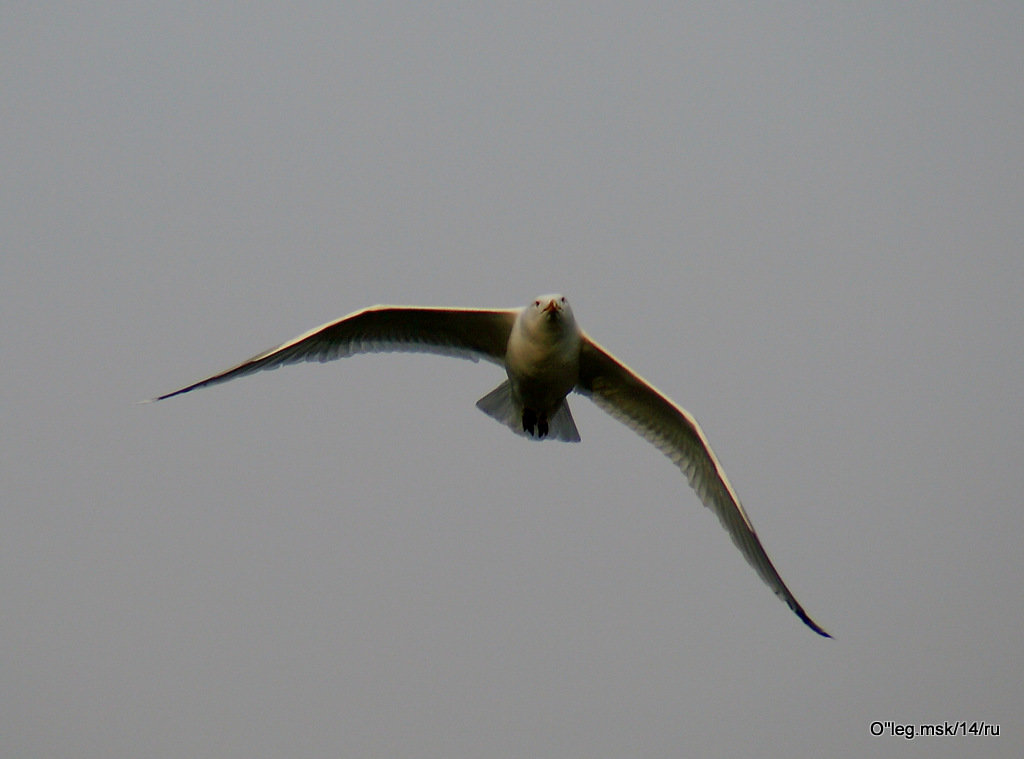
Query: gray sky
4,3,1022,757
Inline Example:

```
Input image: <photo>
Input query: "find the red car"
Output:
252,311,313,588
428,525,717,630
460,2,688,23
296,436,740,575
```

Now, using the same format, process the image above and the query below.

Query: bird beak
543,299,560,314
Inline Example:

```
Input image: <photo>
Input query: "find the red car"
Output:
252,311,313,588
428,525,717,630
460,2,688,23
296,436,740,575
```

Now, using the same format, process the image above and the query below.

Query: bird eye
534,300,541,306
560,297,566,303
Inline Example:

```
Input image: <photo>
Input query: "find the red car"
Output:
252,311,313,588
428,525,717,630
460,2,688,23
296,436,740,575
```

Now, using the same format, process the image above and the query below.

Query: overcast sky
3,3,1022,757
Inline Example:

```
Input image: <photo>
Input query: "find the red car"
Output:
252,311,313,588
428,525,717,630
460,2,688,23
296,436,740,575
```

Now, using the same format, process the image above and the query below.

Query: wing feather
577,335,830,637
154,306,517,401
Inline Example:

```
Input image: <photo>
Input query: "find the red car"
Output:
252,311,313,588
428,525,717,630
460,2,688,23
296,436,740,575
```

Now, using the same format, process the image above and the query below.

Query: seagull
153,294,830,637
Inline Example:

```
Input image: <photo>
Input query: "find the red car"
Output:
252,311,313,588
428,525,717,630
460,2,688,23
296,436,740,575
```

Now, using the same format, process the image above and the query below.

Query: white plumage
154,294,829,637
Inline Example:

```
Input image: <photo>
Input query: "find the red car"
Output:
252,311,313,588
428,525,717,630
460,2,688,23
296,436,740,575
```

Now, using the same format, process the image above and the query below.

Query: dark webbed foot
522,408,549,438
522,408,537,436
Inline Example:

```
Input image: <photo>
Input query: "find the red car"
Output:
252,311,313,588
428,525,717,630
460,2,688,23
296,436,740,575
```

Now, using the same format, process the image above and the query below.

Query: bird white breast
504,311,581,411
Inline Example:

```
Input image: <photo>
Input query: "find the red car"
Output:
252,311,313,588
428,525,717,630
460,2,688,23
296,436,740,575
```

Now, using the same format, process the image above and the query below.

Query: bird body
153,294,830,637
482,295,582,441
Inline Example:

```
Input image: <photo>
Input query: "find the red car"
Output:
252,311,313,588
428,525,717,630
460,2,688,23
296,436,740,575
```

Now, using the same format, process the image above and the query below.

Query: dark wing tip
152,388,182,402
791,602,832,638
150,380,209,402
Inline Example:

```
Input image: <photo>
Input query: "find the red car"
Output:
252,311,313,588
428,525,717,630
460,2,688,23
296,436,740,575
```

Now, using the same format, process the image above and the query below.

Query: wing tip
147,384,199,402
792,603,832,638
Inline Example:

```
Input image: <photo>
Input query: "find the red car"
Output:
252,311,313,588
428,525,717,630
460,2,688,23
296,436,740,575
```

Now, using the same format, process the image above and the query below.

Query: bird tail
475,381,581,442
547,400,581,442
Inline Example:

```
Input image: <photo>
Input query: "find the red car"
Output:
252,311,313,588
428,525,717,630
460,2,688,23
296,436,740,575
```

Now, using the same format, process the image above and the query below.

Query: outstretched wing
154,306,518,401
576,335,830,637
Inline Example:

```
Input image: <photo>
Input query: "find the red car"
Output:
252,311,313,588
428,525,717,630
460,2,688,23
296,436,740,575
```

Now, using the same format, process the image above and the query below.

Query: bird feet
522,408,549,438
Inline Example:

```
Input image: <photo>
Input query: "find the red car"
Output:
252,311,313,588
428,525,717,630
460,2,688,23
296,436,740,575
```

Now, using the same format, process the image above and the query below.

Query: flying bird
153,294,830,636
